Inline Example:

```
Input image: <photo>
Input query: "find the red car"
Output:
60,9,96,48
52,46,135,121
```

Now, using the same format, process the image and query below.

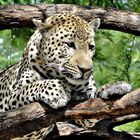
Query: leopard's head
33,13,100,85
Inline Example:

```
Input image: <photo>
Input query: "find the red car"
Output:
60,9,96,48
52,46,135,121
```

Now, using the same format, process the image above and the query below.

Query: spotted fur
0,13,132,139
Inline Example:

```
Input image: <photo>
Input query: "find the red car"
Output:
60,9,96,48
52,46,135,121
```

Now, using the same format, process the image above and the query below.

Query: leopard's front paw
39,89,70,109
97,81,132,99
37,80,70,109
47,95,70,109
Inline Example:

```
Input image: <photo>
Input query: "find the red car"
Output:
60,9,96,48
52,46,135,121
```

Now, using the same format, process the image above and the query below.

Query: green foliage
0,0,140,132
94,30,140,89
114,120,140,132
0,30,19,69
0,29,33,69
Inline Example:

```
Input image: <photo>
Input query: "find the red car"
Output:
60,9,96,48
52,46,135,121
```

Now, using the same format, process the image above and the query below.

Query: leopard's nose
77,65,91,73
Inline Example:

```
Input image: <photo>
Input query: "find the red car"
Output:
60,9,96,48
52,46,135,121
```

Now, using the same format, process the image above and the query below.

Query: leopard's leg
79,76,132,100
7,79,71,111
96,81,132,99
6,79,70,140
12,124,54,140
71,75,97,101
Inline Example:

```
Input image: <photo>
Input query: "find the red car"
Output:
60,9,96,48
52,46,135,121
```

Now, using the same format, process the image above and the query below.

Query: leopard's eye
65,42,76,49
89,44,95,50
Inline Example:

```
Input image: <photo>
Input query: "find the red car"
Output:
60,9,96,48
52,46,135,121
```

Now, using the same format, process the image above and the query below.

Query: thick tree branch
0,88,140,140
0,4,140,35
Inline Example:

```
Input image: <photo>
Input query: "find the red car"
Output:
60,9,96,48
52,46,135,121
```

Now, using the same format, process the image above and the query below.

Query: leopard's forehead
45,13,93,41
46,13,89,27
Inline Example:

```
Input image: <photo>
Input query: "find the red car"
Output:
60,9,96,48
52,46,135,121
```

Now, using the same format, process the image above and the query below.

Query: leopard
0,13,132,139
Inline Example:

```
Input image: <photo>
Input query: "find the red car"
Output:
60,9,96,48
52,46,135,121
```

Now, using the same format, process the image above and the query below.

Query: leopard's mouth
43,63,88,85
61,70,87,85
61,71,73,78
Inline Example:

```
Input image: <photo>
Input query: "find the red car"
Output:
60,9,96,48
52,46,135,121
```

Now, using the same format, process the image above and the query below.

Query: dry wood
0,4,140,35
0,88,139,140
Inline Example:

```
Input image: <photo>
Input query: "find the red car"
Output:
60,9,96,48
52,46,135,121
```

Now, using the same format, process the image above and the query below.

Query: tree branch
0,4,140,35
0,88,139,140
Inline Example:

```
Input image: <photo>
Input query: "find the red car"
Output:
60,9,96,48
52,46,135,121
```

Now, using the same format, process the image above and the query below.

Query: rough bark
0,88,140,140
0,4,140,35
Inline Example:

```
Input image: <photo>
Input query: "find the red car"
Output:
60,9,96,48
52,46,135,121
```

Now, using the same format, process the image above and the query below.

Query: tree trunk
0,4,140,35
0,88,140,140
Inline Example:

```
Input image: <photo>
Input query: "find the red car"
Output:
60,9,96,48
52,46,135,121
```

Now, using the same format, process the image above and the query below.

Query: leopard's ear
32,19,52,30
89,18,100,31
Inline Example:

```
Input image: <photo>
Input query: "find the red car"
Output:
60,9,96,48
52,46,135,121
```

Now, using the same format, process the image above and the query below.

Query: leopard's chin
65,77,87,85
61,70,89,85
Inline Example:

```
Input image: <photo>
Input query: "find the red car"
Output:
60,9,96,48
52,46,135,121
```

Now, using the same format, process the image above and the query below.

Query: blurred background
0,0,140,132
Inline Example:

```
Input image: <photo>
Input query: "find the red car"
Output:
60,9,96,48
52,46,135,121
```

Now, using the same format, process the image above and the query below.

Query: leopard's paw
37,80,70,109
97,81,132,99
